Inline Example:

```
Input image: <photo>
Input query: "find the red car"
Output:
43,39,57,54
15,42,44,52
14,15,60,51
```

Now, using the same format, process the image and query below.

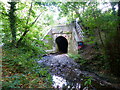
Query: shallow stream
38,54,118,90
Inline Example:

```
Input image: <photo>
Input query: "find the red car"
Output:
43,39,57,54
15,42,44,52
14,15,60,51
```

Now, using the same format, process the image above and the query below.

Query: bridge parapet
43,22,84,54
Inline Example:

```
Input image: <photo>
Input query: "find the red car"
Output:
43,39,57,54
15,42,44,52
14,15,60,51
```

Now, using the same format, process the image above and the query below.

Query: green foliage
2,44,53,88
79,59,87,65
1,1,120,88
1,2,57,88
105,30,120,76
59,2,120,76
68,53,81,60
83,76,92,87
68,53,87,65
1,2,56,46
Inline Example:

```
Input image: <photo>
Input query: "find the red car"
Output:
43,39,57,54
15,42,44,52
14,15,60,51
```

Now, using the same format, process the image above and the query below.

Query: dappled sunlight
1,1,120,89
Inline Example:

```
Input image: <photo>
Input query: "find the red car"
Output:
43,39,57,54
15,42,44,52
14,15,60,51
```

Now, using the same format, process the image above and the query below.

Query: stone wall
44,24,80,54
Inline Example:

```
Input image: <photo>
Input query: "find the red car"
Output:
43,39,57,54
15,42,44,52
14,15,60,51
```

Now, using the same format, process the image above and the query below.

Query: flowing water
38,54,118,90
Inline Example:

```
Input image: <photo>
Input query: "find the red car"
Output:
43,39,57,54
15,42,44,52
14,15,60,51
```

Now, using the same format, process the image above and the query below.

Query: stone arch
55,36,68,53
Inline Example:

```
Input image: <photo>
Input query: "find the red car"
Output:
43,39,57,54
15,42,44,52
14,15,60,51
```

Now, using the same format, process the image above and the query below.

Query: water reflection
52,75,67,88
52,75,81,89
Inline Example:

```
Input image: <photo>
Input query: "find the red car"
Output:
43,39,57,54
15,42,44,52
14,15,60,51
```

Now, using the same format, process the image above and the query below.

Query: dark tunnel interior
55,36,68,53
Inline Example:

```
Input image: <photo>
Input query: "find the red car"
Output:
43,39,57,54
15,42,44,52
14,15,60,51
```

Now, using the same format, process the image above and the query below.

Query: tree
58,2,120,76
1,2,54,88
8,2,17,45
16,2,43,47
105,1,120,76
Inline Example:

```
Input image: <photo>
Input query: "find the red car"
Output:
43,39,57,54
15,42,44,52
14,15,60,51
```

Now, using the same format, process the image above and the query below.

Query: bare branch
0,12,9,16
16,10,44,47
31,12,43,26
26,2,33,25
16,2,33,47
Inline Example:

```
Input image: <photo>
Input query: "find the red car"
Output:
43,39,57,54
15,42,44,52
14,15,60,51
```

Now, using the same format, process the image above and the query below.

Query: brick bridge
43,21,84,54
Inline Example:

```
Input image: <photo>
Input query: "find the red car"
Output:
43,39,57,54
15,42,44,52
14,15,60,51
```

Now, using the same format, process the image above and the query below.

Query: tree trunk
106,1,120,76
16,2,43,48
97,29,104,48
16,2,33,47
118,1,120,31
110,2,117,15
16,29,29,47
8,2,17,45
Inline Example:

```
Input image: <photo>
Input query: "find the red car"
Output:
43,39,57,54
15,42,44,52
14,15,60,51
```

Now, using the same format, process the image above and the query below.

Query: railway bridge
43,21,84,54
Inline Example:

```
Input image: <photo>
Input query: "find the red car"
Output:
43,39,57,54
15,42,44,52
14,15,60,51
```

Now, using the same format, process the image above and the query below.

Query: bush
68,53,87,65
2,44,53,88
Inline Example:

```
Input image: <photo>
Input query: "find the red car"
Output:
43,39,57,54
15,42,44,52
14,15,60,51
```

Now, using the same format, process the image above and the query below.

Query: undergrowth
2,44,53,89
68,53,87,65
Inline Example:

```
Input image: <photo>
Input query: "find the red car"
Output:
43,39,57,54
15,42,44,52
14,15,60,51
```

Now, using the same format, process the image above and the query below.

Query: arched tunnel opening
55,36,68,53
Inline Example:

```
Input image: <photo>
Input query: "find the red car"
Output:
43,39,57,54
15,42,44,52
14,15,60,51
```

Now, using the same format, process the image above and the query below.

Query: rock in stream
38,54,119,90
